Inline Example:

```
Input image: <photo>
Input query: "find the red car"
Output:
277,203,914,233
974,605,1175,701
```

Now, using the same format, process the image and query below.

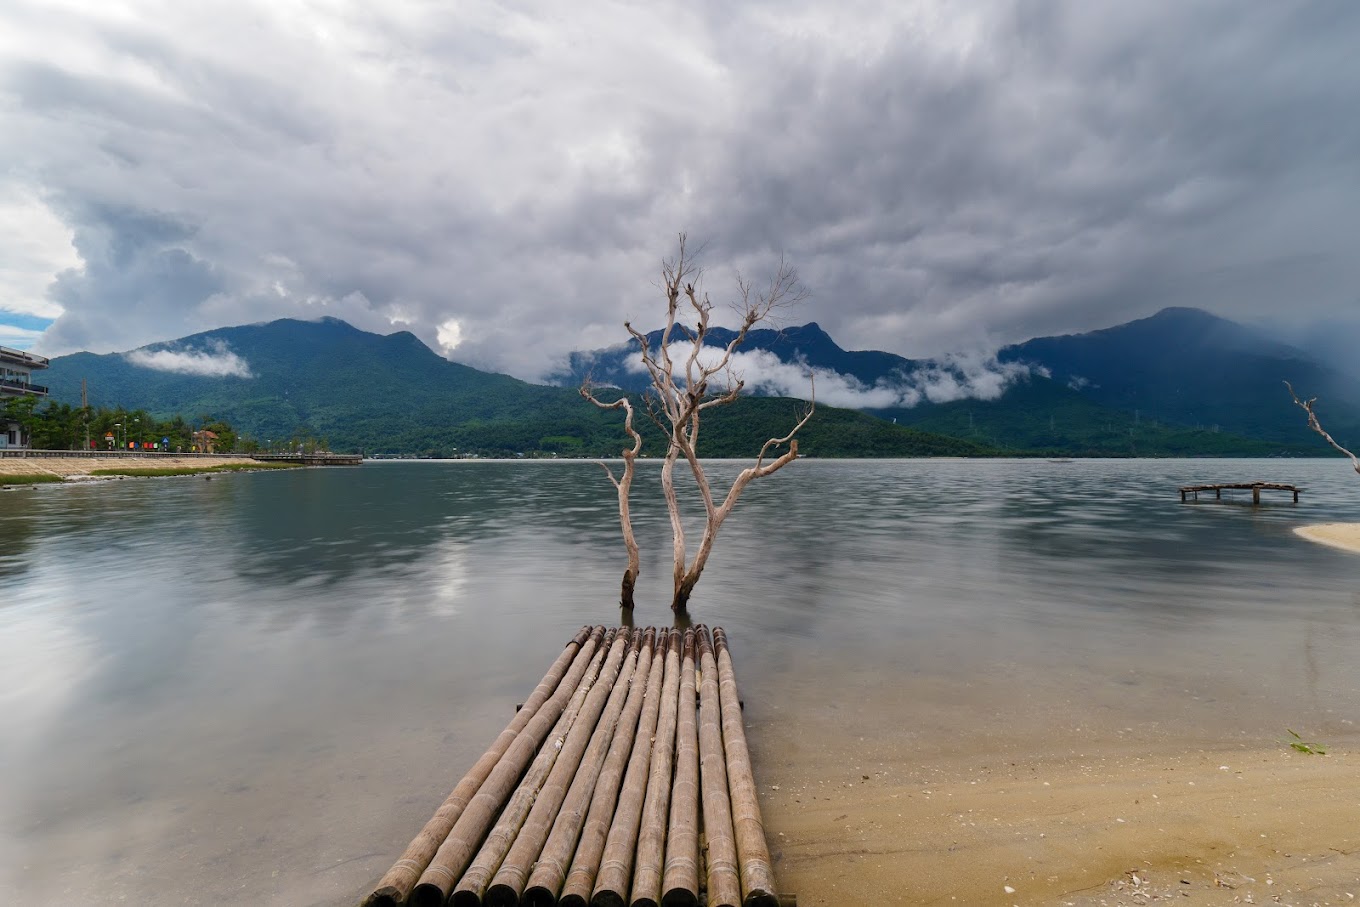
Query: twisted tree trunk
581,387,644,609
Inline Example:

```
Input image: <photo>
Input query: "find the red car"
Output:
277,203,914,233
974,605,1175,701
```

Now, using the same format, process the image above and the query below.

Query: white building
1,345,50,450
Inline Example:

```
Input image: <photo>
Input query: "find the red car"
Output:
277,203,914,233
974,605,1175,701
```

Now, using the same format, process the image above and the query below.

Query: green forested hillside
42,312,1342,458
998,307,1360,448
879,376,1317,457
41,318,988,458
563,307,1359,456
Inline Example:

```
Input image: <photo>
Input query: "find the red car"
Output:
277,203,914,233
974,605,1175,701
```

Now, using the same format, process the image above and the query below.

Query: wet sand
748,640,1360,906
760,737,1360,905
1295,522,1360,555
0,455,256,478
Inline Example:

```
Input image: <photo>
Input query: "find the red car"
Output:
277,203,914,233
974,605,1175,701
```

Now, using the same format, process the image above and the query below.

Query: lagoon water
3,459,1359,905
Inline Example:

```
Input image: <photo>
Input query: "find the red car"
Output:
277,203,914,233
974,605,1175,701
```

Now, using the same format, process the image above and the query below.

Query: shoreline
1294,522,1360,554
0,455,281,482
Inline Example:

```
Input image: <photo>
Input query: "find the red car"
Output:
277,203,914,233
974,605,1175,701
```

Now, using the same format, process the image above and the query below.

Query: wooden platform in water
1179,482,1300,504
363,625,787,907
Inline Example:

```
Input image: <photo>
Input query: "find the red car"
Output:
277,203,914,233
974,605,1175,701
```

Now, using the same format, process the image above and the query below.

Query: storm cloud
2,1,1357,378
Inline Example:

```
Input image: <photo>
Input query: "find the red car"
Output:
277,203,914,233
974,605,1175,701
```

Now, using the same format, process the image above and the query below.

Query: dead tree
588,235,814,613
580,383,644,608
1285,381,1360,475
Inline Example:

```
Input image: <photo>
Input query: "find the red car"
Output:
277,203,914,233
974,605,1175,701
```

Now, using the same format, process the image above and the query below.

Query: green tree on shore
4,398,239,453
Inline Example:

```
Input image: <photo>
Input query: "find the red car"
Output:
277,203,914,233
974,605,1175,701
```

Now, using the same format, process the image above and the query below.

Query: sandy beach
0,454,258,479
760,738,1360,905
1294,523,1360,555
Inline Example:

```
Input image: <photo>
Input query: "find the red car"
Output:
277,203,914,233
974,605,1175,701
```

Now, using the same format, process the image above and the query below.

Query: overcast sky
2,1,1357,380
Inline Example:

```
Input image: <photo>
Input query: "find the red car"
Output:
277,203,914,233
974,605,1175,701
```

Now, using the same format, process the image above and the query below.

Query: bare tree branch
592,237,814,612
580,379,643,608
1285,381,1360,474
671,377,817,606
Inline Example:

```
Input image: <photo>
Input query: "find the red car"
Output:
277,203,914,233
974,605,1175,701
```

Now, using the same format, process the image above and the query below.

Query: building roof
0,346,49,370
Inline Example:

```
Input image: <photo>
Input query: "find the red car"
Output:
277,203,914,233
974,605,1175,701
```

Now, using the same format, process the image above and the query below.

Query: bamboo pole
409,626,609,907
364,626,593,907
661,629,699,907
451,628,625,907
557,629,656,907
714,627,778,907
483,629,635,906
629,628,683,907
521,630,646,907
590,630,669,907
695,627,740,907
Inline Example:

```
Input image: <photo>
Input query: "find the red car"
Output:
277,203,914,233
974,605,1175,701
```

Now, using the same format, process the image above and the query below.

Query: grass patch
91,462,304,478
0,473,65,486
1284,729,1327,755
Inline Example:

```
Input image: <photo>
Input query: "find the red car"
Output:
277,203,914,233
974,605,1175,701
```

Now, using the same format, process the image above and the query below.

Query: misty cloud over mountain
621,342,1045,410
124,339,254,378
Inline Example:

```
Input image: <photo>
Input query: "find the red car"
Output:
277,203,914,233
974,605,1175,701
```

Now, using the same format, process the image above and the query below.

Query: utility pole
81,378,89,451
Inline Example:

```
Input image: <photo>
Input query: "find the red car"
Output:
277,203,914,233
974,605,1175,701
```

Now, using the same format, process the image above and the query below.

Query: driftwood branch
1285,381,1360,474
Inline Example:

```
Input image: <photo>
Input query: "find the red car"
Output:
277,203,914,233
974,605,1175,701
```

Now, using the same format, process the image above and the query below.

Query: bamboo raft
363,625,788,907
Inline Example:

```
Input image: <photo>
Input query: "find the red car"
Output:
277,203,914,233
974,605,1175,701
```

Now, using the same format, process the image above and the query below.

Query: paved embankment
0,455,253,478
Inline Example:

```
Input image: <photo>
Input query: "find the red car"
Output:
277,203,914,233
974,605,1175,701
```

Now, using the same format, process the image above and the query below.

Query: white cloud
125,340,253,377
0,326,45,350
436,318,464,353
629,341,1044,409
0,185,78,320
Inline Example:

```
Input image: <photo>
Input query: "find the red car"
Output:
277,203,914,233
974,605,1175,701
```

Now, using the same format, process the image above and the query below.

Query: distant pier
252,452,361,466
1179,482,1300,504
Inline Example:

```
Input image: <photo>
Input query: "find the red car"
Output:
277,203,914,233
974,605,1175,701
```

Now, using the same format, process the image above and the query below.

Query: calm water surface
2,459,1359,904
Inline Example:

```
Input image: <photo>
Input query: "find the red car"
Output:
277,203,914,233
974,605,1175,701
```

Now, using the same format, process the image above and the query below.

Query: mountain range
39,318,983,458
562,307,1360,457
37,307,1357,457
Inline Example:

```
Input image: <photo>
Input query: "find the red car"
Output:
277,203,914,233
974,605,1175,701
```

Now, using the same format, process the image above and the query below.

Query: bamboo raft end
362,624,782,907
485,882,521,907
661,888,698,907
522,884,558,907
360,889,400,907
408,884,447,907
